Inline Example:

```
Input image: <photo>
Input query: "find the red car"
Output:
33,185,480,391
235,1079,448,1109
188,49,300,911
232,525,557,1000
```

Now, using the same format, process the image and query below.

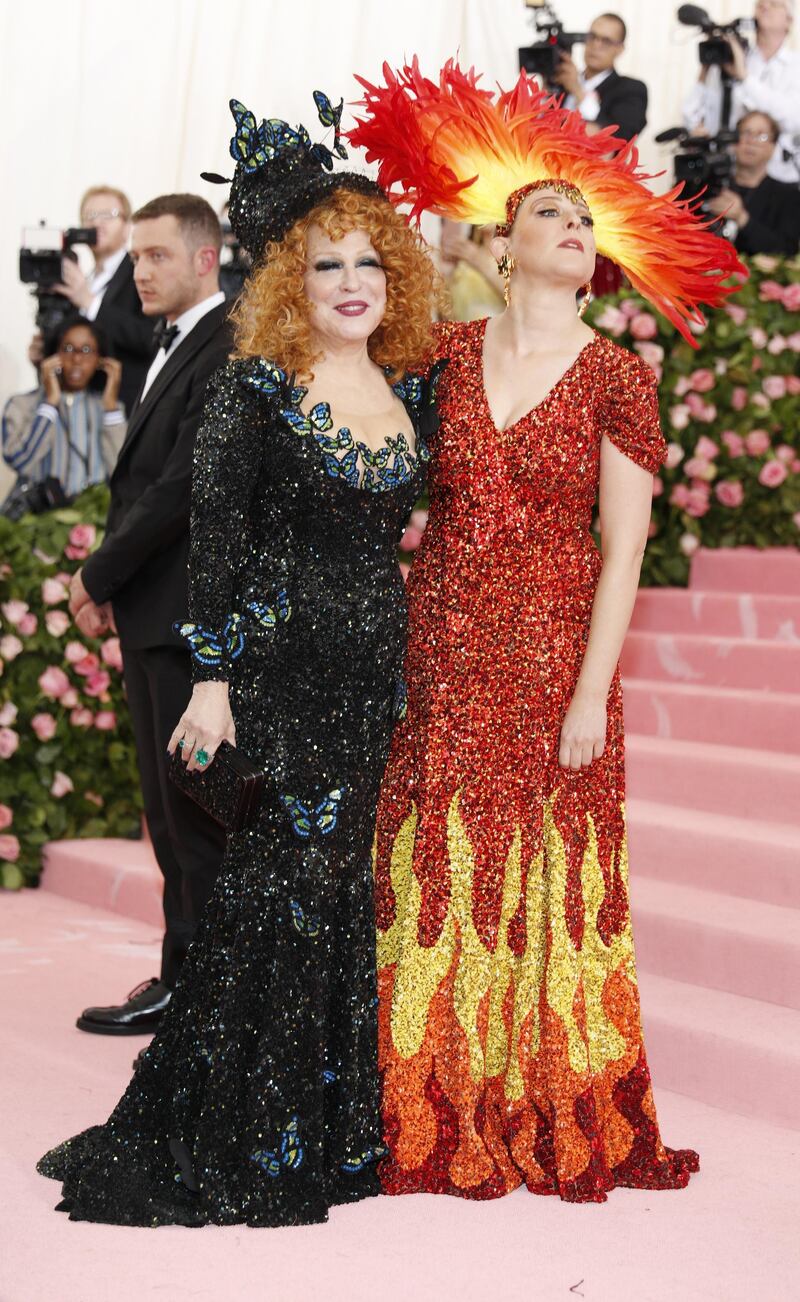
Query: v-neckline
478,317,599,435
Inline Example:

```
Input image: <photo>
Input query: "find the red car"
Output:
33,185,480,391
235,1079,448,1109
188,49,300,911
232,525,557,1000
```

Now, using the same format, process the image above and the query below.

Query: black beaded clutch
168,741,265,833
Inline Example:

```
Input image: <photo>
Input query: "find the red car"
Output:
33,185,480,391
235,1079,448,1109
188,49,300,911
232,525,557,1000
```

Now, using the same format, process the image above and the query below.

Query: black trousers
121,645,227,987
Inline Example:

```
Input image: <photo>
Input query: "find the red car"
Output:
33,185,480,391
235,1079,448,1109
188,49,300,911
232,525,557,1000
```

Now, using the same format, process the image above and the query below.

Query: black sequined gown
37,356,439,1227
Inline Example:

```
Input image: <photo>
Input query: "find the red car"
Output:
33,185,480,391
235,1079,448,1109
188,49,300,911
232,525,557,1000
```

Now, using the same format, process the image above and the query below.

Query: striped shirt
2,388,126,494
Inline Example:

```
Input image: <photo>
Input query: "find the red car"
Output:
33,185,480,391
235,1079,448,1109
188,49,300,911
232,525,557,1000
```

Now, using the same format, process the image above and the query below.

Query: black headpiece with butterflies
202,91,381,261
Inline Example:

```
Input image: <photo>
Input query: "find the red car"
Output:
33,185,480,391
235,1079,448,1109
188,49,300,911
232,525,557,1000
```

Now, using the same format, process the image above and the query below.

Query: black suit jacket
82,301,233,651
595,70,648,141
733,177,800,256
94,254,156,414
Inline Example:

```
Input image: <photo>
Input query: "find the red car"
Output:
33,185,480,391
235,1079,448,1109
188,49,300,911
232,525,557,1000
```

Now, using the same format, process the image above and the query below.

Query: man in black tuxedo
68,194,232,1034
555,12,648,142
50,185,155,414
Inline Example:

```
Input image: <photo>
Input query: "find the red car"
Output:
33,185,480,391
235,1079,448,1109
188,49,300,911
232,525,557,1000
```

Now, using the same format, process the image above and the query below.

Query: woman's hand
559,690,607,770
100,357,123,411
168,681,235,772
40,355,62,406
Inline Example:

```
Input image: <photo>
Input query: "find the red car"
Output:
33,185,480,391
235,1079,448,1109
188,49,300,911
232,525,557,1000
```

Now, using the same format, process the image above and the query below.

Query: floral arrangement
586,253,800,585
0,485,141,888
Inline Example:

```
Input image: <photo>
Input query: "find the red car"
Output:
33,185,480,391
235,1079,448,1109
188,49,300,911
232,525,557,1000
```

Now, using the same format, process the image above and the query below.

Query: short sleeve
598,350,666,475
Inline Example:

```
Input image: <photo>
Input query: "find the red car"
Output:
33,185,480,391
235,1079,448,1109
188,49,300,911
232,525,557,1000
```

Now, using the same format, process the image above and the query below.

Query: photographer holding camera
555,13,648,140
682,1,800,182
705,110,800,252
2,315,125,517
36,186,155,413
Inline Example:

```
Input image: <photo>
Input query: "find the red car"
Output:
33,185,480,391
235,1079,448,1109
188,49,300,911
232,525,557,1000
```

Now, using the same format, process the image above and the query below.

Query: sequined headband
497,180,590,236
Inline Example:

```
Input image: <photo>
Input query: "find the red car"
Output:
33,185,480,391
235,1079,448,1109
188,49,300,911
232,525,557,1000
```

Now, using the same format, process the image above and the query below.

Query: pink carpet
3,546,799,1300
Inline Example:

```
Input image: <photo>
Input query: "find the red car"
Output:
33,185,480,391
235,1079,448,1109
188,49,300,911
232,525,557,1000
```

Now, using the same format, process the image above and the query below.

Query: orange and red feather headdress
347,58,745,344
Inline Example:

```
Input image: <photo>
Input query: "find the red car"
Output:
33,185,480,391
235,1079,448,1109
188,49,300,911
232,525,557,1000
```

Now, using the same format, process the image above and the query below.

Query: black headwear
202,92,382,262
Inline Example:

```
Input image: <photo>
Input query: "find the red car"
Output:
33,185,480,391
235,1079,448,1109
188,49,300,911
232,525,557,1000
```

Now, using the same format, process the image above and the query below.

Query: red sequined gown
374,318,699,1203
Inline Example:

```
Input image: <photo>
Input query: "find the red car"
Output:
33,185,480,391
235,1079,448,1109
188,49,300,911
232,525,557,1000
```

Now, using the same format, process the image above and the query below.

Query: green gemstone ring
177,739,185,750
196,748,210,767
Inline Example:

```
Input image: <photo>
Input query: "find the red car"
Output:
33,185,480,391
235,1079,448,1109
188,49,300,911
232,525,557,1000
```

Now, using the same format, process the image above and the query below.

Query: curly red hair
232,188,439,381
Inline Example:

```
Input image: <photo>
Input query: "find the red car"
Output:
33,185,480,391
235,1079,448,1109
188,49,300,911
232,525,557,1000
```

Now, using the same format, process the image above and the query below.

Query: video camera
656,126,737,204
19,221,97,338
677,5,751,71
519,1,587,91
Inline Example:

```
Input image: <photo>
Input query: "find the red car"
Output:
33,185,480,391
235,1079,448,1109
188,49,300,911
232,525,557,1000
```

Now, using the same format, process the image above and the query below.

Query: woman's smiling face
303,226,387,349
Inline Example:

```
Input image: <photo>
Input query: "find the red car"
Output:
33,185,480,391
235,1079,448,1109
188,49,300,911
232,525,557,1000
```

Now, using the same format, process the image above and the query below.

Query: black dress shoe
76,977,172,1036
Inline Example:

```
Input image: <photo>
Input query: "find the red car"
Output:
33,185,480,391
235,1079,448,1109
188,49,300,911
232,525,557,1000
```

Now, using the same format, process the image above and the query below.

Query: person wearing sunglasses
554,12,648,142
705,110,800,254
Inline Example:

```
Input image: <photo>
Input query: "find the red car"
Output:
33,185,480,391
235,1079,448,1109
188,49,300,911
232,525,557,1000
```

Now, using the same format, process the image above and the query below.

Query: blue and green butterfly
281,400,333,438
250,1115,305,1178
246,588,292,631
289,898,321,939
173,614,245,667
280,786,346,839
340,1144,388,1174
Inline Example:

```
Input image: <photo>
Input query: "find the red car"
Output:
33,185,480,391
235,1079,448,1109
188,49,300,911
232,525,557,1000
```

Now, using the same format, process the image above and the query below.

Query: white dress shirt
564,69,612,123
84,245,129,321
682,42,800,182
140,290,226,401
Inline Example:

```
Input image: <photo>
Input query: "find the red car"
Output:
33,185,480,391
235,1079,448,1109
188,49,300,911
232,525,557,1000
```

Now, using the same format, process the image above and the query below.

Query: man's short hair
597,12,627,42
132,194,222,252
80,185,132,221
738,109,780,142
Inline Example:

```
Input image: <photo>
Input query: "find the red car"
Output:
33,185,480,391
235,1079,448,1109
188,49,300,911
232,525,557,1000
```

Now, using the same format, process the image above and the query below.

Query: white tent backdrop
1,0,795,452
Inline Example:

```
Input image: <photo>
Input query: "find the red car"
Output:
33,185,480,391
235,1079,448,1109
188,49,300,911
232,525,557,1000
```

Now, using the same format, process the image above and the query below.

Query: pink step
620,630,800,690
41,837,162,927
628,798,800,909
631,876,800,1010
631,588,800,641
626,734,800,824
639,971,800,1130
622,678,800,753
690,546,800,596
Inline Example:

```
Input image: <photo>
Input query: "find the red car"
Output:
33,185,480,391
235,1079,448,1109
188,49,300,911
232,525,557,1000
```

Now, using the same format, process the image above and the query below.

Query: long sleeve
181,363,267,683
2,391,57,475
739,63,800,133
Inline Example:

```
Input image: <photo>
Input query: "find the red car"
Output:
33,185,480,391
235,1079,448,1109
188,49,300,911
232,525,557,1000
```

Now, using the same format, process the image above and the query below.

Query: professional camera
519,1,587,90
0,474,70,522
19,222,97,338
656,126,737,204
677,5,751,70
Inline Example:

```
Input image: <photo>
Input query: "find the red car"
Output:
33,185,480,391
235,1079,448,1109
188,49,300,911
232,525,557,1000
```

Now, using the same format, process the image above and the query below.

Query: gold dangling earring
578,281,593,318
497,251,516,307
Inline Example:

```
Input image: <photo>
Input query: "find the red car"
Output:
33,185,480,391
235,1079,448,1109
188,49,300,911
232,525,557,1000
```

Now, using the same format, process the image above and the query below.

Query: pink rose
93,710,117,731
759,280,784,303
694,435,719,461
673,375,692,397
635,342,664,370
399,561,410,583
0,702,17,726
794,512,800,529
64,641,88,664
595,306,627,336
41,578,69,605
0,834,20,862
781,283,800,311
787,375,800,395
32,547,56,565
0,727,20,759
665,442,685,469
17,612,36,636
50,770,74,799
752,356,763,373
685,392,706,418
684,457,715,481
669,405,690,432
84,791,104,808
84,670,111,698
0,635,23,662
758,460,788,488
410,508,428,532
731,387,748,411
679,533,701,556
647,520,658,538
715,480,744,508
64,544,89,561
698,402,717,424
31,712,57,742
630,312,658,340
45,610,71,638
751,392,770,411
100,637,123,670
69,523,96,550
745,429,771,456
689,368,715,393
69,708,94,728
762,375,787,400
38,665,71,699
787,332,800,353
73,653,100,677
1,599,28,626
750,327,768,349
776,445,795,464
60,688,79,708
792,460,800,474
725,303,747,326
670,484,691,509
620,298,641,319
767,335,787,356
721,430,745,457
400,526,423,552
652,476,664,498
0,803,12,829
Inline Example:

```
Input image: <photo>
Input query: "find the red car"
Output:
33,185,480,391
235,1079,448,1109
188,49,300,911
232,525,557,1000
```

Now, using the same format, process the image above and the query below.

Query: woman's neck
757,30,785,61
493,281,590,352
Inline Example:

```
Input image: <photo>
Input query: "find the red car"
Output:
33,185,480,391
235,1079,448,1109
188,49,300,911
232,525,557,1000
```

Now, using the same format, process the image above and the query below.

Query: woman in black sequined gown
37,144,441,1224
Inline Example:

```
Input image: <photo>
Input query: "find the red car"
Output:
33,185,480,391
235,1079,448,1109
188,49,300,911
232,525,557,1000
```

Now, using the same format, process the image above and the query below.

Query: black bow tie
153,320,179,354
